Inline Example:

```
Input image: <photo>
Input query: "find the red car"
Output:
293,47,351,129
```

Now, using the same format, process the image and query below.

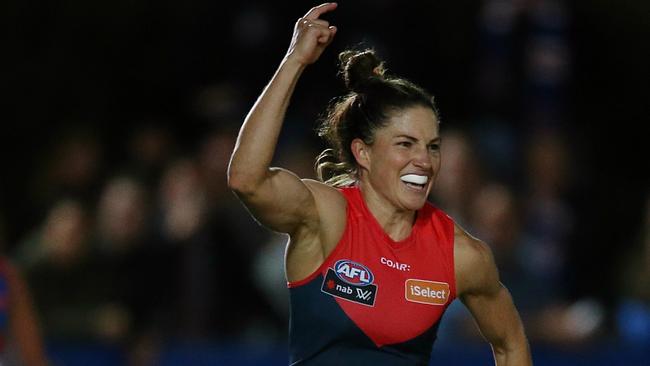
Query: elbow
227,170,251,195
227,167,263,197
490,336,508,358
491,332,532,365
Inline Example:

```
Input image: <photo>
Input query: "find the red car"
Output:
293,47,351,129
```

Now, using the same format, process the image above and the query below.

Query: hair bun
339,49,385,93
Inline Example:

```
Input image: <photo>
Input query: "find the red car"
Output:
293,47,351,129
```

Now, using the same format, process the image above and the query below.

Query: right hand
285,3,338,66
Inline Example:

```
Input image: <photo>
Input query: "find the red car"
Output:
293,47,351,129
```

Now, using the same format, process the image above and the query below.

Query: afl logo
334,260,374,286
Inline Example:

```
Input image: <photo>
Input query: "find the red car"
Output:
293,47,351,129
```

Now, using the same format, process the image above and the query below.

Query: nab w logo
321,266,378,307
334,260,374,286
356,288,372,300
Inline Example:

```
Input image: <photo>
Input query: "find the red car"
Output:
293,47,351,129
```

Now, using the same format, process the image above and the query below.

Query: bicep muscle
234,167,318,234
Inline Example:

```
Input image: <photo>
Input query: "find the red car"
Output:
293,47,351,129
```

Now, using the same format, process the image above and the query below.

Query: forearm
228,56,306,191
487,304,532,366
229,3,337,193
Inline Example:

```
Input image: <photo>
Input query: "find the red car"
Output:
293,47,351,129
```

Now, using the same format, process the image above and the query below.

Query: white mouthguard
400,174,428,185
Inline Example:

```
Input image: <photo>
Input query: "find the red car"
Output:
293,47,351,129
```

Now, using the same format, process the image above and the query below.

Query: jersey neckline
350,186,426,249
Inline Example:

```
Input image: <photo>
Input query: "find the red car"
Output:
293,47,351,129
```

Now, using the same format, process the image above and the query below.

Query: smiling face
353,105,441,212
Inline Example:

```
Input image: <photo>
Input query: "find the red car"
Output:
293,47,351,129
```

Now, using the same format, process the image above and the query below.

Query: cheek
370,151,402,179
431,155,442,179
384,153,410,175
432,155,441,169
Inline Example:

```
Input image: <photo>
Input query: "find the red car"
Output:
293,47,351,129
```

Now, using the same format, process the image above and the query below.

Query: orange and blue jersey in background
287,186,457,365
0,258,8,352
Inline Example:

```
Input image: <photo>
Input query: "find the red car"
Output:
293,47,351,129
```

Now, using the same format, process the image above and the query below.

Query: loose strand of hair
315,149,357,187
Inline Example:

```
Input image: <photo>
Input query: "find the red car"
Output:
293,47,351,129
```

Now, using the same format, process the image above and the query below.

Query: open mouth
400,174,428,191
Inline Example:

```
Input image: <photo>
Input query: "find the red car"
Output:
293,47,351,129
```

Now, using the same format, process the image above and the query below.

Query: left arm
454,224,532,365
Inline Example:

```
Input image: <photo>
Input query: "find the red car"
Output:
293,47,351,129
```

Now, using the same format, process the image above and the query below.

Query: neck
358,181,416,242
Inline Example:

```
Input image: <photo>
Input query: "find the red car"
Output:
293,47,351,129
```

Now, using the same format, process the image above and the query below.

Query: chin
403,197,427,211
397,187,429,211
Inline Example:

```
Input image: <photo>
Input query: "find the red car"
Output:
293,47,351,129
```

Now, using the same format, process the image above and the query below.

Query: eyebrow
394,134,441,144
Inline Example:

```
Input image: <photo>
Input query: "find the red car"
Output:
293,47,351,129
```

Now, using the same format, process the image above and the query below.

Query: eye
398,141,412,148
428,144,440,152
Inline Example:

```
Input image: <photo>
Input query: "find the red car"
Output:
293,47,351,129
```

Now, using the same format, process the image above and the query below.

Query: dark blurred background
1,0,649,365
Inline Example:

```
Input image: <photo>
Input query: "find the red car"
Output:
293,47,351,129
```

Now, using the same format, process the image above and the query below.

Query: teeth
400,174,428,185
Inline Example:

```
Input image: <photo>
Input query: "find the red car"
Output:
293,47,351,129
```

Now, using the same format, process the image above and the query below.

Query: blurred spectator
520,131,572,305
95,175,171,365
430,129,483,226
126,124,176,190
198,129,238,204
95,176,158,333
96,176,149,254
14,200,89,270
519,131,605,345
470,183,522,290
159,159,207,243
30,130,105,211
616,193,650,347
13,199,120,344
192,83,246,128
156,158,212,339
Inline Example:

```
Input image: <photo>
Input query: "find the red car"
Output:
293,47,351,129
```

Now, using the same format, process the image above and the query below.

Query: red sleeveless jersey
287,186,456,365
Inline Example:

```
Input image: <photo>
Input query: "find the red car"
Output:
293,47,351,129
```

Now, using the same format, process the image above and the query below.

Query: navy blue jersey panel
289,275,375,363
289,276,441,365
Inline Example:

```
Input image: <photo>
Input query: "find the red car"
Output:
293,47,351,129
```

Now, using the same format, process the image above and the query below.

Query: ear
350,138,371,171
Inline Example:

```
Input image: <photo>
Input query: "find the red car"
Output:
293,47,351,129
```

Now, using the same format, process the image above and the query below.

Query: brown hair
316,49,440,186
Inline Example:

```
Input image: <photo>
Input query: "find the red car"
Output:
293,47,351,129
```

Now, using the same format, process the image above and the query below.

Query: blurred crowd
1,0,648,364
3,119,285,362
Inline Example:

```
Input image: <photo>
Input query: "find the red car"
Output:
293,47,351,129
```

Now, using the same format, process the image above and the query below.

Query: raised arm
454,224,532,366
227,3,338,235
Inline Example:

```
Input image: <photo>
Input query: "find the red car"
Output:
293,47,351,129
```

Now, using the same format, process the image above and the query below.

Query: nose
412,145,432,169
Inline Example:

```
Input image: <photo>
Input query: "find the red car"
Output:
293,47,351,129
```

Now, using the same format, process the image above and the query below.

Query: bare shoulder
454,224,493,269
302,179,347,207
454,223,500,297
